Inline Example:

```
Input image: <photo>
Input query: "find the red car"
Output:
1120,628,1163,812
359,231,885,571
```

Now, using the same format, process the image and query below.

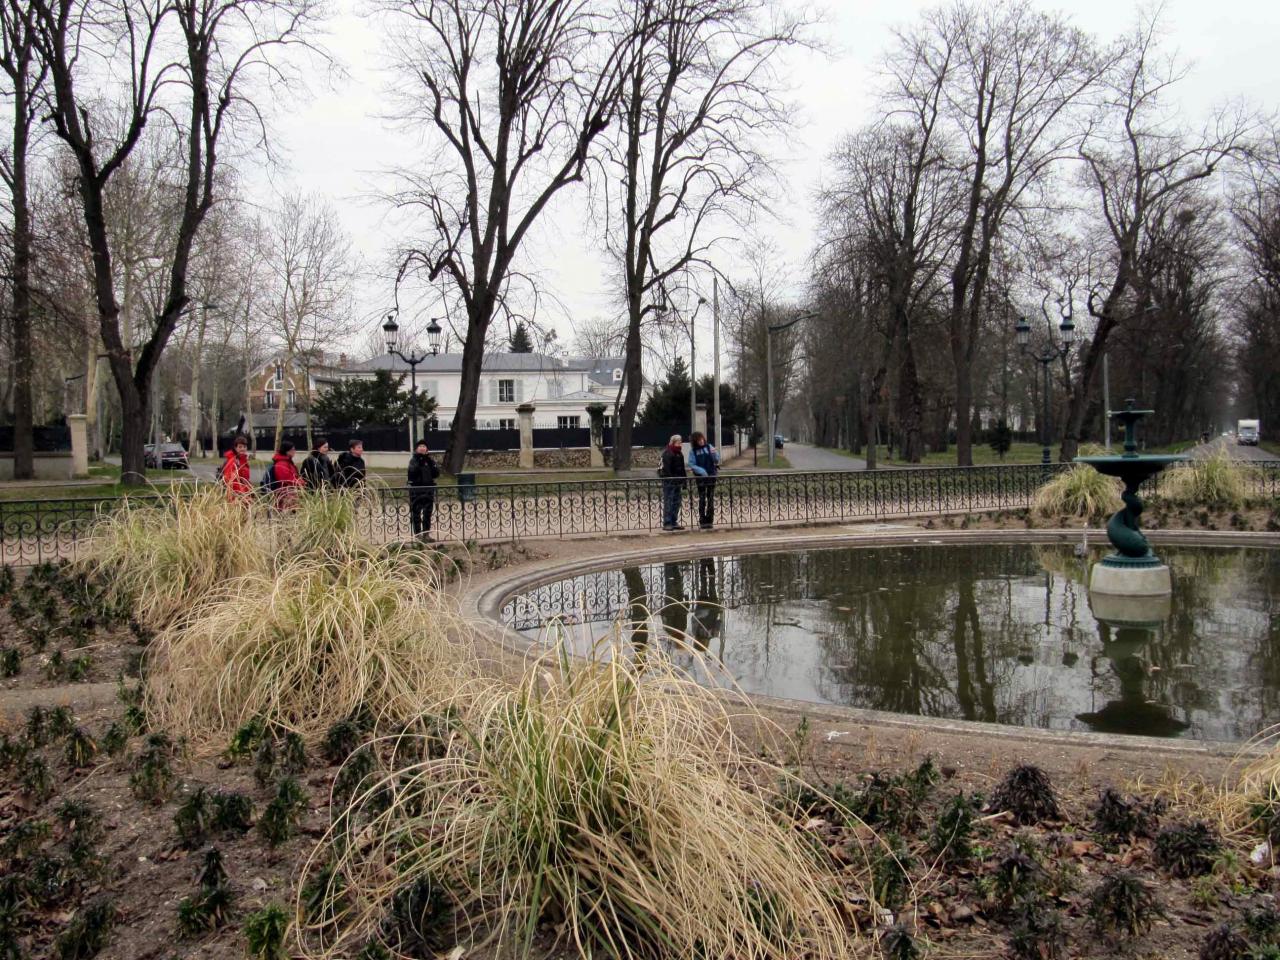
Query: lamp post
1014,305,1075,465
382,311,443,450
765,312,817,465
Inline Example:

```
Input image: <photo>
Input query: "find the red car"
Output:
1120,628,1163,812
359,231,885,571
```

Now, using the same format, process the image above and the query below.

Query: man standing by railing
407,439,440,541
659,434,687,531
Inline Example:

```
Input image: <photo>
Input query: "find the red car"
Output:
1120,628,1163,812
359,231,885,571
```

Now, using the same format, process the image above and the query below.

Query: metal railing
2,461,1277,566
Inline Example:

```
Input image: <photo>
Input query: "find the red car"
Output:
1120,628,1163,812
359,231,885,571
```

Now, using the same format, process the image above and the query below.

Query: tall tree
604,0,798,472
885,0,1103,465
0,0,47,479
29,0,322,482
508,321,534,353
1059,16,1250,460
388,0,628,474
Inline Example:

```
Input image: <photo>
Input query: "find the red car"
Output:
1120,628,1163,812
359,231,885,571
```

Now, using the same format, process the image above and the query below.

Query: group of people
658,431,721,531
220,435,440,539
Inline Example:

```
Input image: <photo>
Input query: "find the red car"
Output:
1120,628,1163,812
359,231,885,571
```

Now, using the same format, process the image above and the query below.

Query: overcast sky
257,0,1280,370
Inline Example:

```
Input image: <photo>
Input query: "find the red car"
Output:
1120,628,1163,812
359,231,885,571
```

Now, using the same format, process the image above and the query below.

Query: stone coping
464,526,1280,761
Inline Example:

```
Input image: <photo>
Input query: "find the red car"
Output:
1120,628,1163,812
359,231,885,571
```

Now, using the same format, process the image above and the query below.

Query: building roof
347,352,627,377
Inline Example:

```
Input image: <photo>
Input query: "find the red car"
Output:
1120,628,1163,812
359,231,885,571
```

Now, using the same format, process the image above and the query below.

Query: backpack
259,463,276,494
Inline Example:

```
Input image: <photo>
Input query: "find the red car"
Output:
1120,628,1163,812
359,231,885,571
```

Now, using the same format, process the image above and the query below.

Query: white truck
1238,419,1260,445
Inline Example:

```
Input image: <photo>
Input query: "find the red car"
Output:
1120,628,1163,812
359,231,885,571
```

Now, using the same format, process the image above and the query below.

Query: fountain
1075,399,1188,623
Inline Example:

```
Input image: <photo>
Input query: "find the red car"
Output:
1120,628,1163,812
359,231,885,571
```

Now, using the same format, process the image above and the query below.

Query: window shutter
488,380,497,404
516,379,524,403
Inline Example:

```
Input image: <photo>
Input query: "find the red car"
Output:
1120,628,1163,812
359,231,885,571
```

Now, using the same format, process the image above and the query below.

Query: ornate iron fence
2,460,1277,566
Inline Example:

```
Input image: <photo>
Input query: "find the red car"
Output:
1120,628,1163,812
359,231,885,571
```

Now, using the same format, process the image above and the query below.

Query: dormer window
274,362,284,382
612,367,623,382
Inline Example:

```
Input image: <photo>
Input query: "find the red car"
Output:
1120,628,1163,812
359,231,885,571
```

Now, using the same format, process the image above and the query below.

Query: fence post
517,403,536,469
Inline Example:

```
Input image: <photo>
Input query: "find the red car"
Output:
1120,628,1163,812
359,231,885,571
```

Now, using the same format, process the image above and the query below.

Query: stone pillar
693,402,709,440
68,414,89,479
585,403,606,468
516,403,536,469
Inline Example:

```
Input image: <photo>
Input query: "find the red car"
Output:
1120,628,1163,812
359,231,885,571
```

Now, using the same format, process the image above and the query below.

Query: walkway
782,442,866,471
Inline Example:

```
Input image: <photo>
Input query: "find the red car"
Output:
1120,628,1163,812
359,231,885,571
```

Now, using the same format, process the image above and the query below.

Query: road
777,442,866,471
104,453,221,482
1186,436,1280,462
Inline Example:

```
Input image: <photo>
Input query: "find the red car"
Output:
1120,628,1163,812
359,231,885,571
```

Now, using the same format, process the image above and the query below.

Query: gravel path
779,441,866,471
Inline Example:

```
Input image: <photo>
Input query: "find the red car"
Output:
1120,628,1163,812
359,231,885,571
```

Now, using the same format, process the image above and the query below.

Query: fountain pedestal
1075,400,1187,613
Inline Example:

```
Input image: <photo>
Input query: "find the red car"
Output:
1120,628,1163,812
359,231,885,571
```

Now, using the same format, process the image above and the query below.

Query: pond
501,543,1280,743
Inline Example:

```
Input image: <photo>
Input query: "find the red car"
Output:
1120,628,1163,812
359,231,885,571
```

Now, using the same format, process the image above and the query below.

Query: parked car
145,442,189,469
773,434,785,450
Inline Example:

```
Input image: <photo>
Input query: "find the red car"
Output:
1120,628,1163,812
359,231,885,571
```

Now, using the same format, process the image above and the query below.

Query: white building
342,353,642,430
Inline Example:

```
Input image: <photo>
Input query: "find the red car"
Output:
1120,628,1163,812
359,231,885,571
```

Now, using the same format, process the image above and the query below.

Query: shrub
1088,870,1161,939
1091,787,1163,841
244,904,290,960
322,719,363,765
930,792,978,863
1200,923,1250,960
64,728,97,770
174,788,215,848
129,734,176,805
990,765,1060,825
1154,820,1220,878
1008,898,1066,960
871,835,916,911
304,647,857,960
1160,452,1253,509
258,777,307,848
211,790,254,833
1032,464,1122,522
78,486,270,630
144,552,471,748
54,898,116,959
878,923,921,960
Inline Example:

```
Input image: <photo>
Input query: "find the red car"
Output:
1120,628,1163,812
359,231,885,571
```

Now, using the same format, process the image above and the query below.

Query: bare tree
261,195,353,450
0,0,47,478
885,0,1104,465
1059,16,1251,460
570,314,625,359
29,0,322,482
386,0,628,473
601,0,799,471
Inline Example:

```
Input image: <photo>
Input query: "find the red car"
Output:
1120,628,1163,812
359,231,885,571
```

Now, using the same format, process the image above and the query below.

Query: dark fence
0,426,72,453
6,461,1275,566
218,423,694,454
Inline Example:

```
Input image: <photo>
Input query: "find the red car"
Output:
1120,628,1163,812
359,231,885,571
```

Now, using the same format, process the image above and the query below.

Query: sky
257,0,1280,373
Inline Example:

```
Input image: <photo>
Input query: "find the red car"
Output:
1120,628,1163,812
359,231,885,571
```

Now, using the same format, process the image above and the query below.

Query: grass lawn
1262,440,1280,458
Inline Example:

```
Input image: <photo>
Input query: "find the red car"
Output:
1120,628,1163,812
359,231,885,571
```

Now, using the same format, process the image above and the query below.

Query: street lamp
382,311,443,449
1015,305,1075,465
766,312,817,465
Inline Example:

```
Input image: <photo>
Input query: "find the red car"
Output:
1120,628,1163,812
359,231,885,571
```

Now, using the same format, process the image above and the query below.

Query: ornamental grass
1157,452,1255,510
300,642,862,960
144,551,473,748
1031,463,1122,522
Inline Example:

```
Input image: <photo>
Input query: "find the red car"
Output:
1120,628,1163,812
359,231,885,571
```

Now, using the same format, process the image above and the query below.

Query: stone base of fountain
1089,563,1172,625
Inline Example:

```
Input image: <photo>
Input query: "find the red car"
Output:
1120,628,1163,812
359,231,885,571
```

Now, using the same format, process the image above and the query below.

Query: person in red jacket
222,435,252,501
267,441,305,511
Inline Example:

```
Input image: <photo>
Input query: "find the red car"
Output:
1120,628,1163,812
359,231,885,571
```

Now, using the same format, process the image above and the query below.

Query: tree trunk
898,339,924,463
952,344,973,465
10,73,33,481
273,349,290,453
445,313,489,474
187,304,207,458
614,297,645,473
117,379,148,483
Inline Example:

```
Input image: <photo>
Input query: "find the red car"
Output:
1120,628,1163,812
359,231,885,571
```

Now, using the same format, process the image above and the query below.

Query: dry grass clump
1032,464,1122,522
144,552,473,748
1158,452,1254,510
301,643,860,960
78,486,269,628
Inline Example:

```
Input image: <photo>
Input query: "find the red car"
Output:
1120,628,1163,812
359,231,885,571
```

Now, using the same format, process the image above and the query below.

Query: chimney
338,353,348,368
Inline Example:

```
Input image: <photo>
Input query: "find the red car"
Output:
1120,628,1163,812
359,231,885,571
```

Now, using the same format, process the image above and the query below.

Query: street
776,442,867,471
1187,435,1280,462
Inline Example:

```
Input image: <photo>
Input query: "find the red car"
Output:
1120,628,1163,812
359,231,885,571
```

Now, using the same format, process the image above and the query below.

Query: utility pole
1103,349,1112,452
712,275,721,451
690,302,696,439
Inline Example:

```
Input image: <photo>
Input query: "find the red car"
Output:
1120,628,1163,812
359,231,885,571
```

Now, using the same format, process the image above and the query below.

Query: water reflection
502,544,1280,742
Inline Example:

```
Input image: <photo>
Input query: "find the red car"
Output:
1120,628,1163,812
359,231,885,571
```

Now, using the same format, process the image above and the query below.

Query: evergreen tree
639,359,747,434
312,371,433,428
509,322,534,353
989,420,1013,461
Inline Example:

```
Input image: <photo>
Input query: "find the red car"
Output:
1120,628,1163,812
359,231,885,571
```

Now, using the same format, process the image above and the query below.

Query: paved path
1187,436,1280,462
781,442,867,471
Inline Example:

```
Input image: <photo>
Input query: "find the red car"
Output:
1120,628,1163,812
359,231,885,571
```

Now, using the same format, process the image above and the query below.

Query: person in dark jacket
336,439,366,489
658,434,687,531
299,440,336,490
688,431,721,529
407,440,440,539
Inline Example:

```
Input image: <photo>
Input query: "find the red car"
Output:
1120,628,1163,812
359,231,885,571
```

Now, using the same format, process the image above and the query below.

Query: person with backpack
265,441,305,511
407,440,441,540
300,440,336,490
221,435,252,502
336,438,366,489
658,434,687,531
688,431,721,530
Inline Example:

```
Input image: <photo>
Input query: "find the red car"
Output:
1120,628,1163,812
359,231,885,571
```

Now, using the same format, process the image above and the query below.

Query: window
264,391,276,409
557,415,581,429
498,418,515,430
274,362,284,382
287,389,297,408
498,379,515,403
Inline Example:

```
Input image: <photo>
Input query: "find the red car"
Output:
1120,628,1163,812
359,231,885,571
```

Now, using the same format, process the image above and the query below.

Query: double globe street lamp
1014,306,1075,465
382,311,443,450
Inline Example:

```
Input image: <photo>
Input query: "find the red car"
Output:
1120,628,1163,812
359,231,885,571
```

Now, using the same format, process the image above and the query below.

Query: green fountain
1075,398,1188,623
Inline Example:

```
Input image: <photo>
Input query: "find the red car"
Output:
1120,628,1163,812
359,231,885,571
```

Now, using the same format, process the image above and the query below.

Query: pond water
502,543,1280,742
